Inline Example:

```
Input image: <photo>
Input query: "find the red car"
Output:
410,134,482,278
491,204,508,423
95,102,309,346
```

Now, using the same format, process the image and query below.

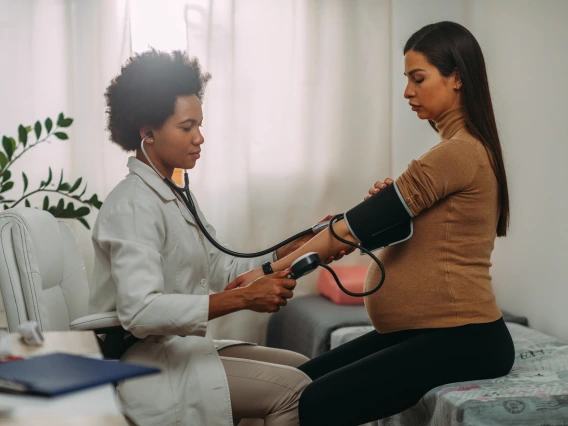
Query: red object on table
317,265,369,305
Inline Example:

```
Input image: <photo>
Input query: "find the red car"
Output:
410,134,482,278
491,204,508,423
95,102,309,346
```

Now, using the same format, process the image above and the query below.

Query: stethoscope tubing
140,136,385,295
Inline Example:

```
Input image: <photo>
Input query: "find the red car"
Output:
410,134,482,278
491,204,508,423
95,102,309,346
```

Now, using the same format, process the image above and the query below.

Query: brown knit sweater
364,106,502,333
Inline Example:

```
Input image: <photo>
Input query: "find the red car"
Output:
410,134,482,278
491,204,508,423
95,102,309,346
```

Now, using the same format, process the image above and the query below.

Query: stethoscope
140,136,385,297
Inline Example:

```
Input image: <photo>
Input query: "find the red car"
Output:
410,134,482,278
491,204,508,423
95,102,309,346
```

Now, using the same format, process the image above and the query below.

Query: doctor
90,49,344,425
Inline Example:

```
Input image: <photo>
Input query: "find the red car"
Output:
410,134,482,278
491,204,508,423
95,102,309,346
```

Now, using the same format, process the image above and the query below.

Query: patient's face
152,94,204,172
403,50,461,121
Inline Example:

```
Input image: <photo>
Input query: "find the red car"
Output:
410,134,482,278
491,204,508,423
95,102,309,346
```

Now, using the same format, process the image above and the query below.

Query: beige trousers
218,345,312,426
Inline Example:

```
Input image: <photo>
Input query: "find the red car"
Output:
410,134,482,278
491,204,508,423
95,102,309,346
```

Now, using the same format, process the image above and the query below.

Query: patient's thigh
218,344,309,367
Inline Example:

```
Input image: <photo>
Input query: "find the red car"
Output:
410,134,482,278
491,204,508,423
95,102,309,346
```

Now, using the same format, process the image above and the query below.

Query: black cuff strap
344,183,413,252
262,261,274,275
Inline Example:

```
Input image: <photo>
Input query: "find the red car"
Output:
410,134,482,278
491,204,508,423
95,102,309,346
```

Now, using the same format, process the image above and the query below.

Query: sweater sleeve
395,139,479,217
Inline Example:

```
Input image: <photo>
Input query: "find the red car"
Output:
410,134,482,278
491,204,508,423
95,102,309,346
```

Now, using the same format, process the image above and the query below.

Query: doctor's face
149,94,205,173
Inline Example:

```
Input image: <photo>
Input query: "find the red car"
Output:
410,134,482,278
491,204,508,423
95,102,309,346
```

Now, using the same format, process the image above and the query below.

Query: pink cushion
317,265,369,305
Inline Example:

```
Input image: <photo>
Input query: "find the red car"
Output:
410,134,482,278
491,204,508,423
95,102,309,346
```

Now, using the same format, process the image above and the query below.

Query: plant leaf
57,202,72,218
46,167,53,187
0,195,3,201
60,118,73,128
78,182,87,198
0,181,14,193
0,152,7,169
43,196,49,210
22,172,28,192
2,136,13,160
18,125,27,146
75,206,90,217
54,198,64,216
45,117,53,133
1,170,11,183
58,169,63,189
87,194,103,209
68,177,82,194
58,183,71,192
76,217,90,230
34,121,41,140
54,132,68,140
57,113,64,127
25,199,31,207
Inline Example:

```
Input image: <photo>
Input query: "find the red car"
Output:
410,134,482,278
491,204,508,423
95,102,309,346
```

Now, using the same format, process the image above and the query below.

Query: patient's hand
225,267,264,291
364,177,394,201
322,246,355,264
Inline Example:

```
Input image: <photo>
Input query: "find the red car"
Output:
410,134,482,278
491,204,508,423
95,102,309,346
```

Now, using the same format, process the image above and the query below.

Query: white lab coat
89,157,273,426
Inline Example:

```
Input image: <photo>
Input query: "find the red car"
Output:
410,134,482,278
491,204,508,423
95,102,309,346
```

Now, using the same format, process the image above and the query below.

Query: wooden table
0,331,128,425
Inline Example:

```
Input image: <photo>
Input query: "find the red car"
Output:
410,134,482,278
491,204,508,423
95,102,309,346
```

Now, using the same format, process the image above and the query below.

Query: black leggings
297,317,515,426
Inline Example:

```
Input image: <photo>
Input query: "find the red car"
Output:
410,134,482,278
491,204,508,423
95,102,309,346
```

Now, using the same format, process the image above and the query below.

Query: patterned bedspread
331,323,568,426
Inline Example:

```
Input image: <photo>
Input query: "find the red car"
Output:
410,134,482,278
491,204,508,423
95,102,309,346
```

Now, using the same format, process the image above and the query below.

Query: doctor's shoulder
94,175,167,228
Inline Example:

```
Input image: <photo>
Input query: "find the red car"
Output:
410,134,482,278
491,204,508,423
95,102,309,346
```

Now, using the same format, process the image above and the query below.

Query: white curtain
131,0,392,343
1,0,392,342
0,0,131,327
178,0,392,343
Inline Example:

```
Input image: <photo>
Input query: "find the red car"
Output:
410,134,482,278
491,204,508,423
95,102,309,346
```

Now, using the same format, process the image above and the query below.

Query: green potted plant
0,113,102,229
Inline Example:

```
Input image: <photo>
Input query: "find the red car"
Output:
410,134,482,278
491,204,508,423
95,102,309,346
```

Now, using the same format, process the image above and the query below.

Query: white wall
467,0,568,341
391,0,463,175
392,0,568,341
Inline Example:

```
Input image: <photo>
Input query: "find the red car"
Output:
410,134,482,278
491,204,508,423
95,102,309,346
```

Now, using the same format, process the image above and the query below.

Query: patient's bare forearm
271,220,357,272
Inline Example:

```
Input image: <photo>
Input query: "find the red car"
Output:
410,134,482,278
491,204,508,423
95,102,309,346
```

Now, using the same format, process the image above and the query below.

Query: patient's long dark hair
404,21,510,237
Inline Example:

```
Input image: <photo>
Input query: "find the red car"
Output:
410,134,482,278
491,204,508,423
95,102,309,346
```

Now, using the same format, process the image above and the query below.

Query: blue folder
0,353,160,397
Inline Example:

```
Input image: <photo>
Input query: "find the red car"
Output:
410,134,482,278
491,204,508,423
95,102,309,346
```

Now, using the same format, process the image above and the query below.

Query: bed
267,295,568,425
336,322,568,426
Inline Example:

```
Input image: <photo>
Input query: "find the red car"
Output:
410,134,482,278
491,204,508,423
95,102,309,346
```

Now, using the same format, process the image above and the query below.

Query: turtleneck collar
434,106,466,140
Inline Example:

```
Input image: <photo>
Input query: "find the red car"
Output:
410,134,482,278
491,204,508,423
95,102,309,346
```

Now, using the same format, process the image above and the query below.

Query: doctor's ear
140,128,154,142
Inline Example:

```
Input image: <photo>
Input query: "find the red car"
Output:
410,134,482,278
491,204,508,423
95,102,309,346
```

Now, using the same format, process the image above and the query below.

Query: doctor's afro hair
104,48,211,152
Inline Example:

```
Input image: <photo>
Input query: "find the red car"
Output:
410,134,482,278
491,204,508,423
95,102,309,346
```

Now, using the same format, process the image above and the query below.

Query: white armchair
0,208,126,356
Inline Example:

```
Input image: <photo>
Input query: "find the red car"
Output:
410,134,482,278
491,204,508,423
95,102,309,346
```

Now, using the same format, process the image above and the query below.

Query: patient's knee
298,382,323,425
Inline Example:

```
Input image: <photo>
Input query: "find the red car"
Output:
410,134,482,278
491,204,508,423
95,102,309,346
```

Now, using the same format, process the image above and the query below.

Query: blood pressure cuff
344,183,413,252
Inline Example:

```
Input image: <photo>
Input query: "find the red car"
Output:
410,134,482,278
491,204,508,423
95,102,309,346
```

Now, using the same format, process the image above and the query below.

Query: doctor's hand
364,178,394,201
240,270,296,313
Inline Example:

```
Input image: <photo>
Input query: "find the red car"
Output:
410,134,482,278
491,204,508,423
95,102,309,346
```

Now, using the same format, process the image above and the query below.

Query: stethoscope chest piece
287,252,321,279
